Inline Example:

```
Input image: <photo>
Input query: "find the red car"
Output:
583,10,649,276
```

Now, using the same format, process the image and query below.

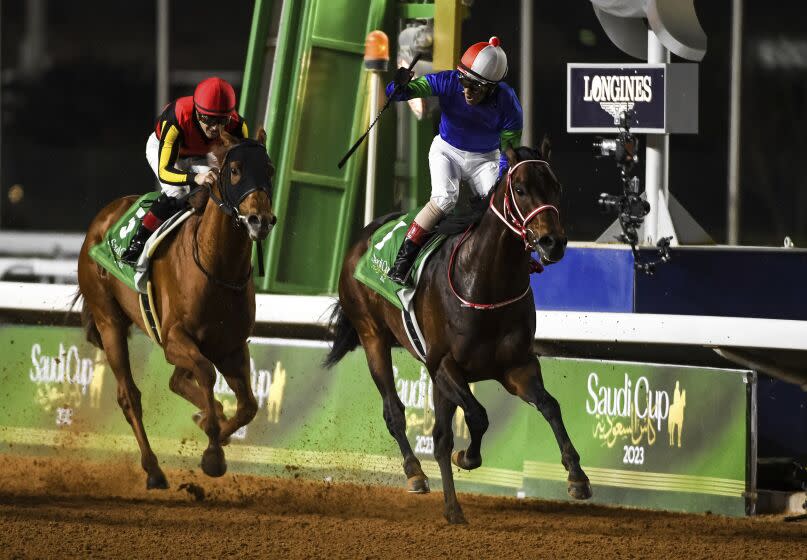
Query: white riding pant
427,134,500,213
145,132,212,198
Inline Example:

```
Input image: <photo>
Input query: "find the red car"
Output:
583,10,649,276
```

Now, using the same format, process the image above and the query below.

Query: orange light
364,30,389,70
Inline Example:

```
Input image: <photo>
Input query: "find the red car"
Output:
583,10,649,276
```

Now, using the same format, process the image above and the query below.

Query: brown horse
75,130,275,488
325,144,591,524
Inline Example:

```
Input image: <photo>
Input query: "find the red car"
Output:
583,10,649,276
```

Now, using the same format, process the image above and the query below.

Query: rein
192,216,253,291
447,159,559,310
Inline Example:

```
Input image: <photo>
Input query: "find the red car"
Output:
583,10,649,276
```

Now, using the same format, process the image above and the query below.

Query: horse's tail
322,300,359,369
72,288,103,349
65,289,82,325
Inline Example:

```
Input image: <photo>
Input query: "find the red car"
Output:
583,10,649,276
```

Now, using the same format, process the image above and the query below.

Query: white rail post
365,71,381,226
644,31,669,245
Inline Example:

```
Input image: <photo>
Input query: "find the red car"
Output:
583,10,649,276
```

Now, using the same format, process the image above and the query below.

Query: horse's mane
434,146,541,236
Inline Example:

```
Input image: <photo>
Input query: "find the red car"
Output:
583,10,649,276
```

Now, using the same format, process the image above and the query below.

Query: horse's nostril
538,235,556,251
247,215,261,227
268,215,277,226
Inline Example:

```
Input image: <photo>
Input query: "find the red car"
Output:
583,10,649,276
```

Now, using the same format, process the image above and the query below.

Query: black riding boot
120,223,152,265
387,238,423,285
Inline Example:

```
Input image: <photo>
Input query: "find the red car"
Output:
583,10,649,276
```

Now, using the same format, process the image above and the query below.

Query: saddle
354,211,448,361
89,193,194,345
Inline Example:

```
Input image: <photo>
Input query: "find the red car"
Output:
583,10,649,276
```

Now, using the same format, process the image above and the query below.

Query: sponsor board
0,326,752,515
567,63,698,134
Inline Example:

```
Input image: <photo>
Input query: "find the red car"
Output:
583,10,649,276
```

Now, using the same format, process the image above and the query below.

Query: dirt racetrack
0,454,804,559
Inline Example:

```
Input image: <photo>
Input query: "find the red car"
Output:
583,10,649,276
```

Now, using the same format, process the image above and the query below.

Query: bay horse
325,144,591,524
75,130,275,488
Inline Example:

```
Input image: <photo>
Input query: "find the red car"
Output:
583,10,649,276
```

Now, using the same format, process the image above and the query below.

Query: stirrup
387,257,417,285
120,240,145,265
387,267,412,285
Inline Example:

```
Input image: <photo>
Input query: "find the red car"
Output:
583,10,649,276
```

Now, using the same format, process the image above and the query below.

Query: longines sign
567,63,699,134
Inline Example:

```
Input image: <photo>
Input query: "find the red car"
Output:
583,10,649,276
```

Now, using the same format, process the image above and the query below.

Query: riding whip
337,53,421,169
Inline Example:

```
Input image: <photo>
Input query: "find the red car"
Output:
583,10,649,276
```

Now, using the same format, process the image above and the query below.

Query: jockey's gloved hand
194,169,218,187
393,66,415,87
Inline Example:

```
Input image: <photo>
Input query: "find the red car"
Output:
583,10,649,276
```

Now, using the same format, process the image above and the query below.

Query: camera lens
592,138,618,158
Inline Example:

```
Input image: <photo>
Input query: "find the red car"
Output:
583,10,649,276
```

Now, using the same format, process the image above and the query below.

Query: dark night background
1,1,804,246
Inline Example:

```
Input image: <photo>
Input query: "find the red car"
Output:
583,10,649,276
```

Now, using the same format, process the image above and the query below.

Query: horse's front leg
168,367,229,442
434,355,488,471
500,358,592,500
212,343,258,443
163,327,227,477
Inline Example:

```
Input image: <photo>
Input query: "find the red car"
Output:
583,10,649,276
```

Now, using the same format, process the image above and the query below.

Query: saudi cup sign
522,358,754,515
0,325,751,516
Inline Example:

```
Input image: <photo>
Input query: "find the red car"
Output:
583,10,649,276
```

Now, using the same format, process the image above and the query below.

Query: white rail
1,281,806,351
0,232,84,257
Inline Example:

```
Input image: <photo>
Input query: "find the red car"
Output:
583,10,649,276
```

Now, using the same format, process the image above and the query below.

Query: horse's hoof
452,449,482,471
201,447,227,478
444,508,468,525
146,473,169,490
568,479,592,500
406,475,430,494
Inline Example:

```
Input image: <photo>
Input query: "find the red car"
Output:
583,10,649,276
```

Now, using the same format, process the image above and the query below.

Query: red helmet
457,36,508,84
193,77,236,116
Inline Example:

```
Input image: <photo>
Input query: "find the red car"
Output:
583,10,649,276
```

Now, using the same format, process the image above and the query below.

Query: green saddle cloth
88,192,160,292
354,211,447,310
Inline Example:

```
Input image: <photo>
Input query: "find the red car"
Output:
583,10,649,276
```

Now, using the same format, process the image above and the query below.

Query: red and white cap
457,36,508,84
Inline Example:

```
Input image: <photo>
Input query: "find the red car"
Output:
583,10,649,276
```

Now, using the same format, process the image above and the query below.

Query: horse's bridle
448,159,560,310
192,141,274,290
206,140,273,223
489,159,560,250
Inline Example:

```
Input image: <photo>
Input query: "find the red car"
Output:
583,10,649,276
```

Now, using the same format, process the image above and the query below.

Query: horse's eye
514,187,525,196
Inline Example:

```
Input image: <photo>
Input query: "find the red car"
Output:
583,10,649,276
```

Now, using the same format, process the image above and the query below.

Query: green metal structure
240,1,457,294
241,0,394,294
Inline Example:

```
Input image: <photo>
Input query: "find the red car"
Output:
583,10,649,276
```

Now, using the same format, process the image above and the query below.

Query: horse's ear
538,134,552,161
220,130,238,148
504,147,518,168
207,145,225,169
255,127,267,146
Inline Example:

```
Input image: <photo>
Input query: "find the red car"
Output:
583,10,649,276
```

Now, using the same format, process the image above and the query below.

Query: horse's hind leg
212,343,258,443
168,367,229,442
95,311,168,489
434,356,488,471
432,387,465,524
501,359,592,500
363,334,429,493
163,327,226,477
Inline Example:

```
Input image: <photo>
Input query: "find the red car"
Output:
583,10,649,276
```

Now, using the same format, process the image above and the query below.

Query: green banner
87,191,159,290
0,325,752,515
353,210,447,310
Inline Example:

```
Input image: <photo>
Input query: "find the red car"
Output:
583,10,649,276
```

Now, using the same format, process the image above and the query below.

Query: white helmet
457,36,508,84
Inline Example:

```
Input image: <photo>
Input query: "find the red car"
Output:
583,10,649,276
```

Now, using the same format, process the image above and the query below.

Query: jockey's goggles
196,112,230,126
458,75,492,92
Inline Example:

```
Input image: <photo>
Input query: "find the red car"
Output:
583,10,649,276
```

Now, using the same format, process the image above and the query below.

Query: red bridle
448,159,560,310
489,159,559,249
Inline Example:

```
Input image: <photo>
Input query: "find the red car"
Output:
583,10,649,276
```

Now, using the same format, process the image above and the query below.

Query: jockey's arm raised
384,71,523,174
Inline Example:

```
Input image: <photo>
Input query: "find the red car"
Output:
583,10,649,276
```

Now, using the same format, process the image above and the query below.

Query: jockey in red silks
120,77,249,265
384,37,523,285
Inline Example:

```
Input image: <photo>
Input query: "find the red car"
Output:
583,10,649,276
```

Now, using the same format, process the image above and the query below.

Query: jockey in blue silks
384,36,524,285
